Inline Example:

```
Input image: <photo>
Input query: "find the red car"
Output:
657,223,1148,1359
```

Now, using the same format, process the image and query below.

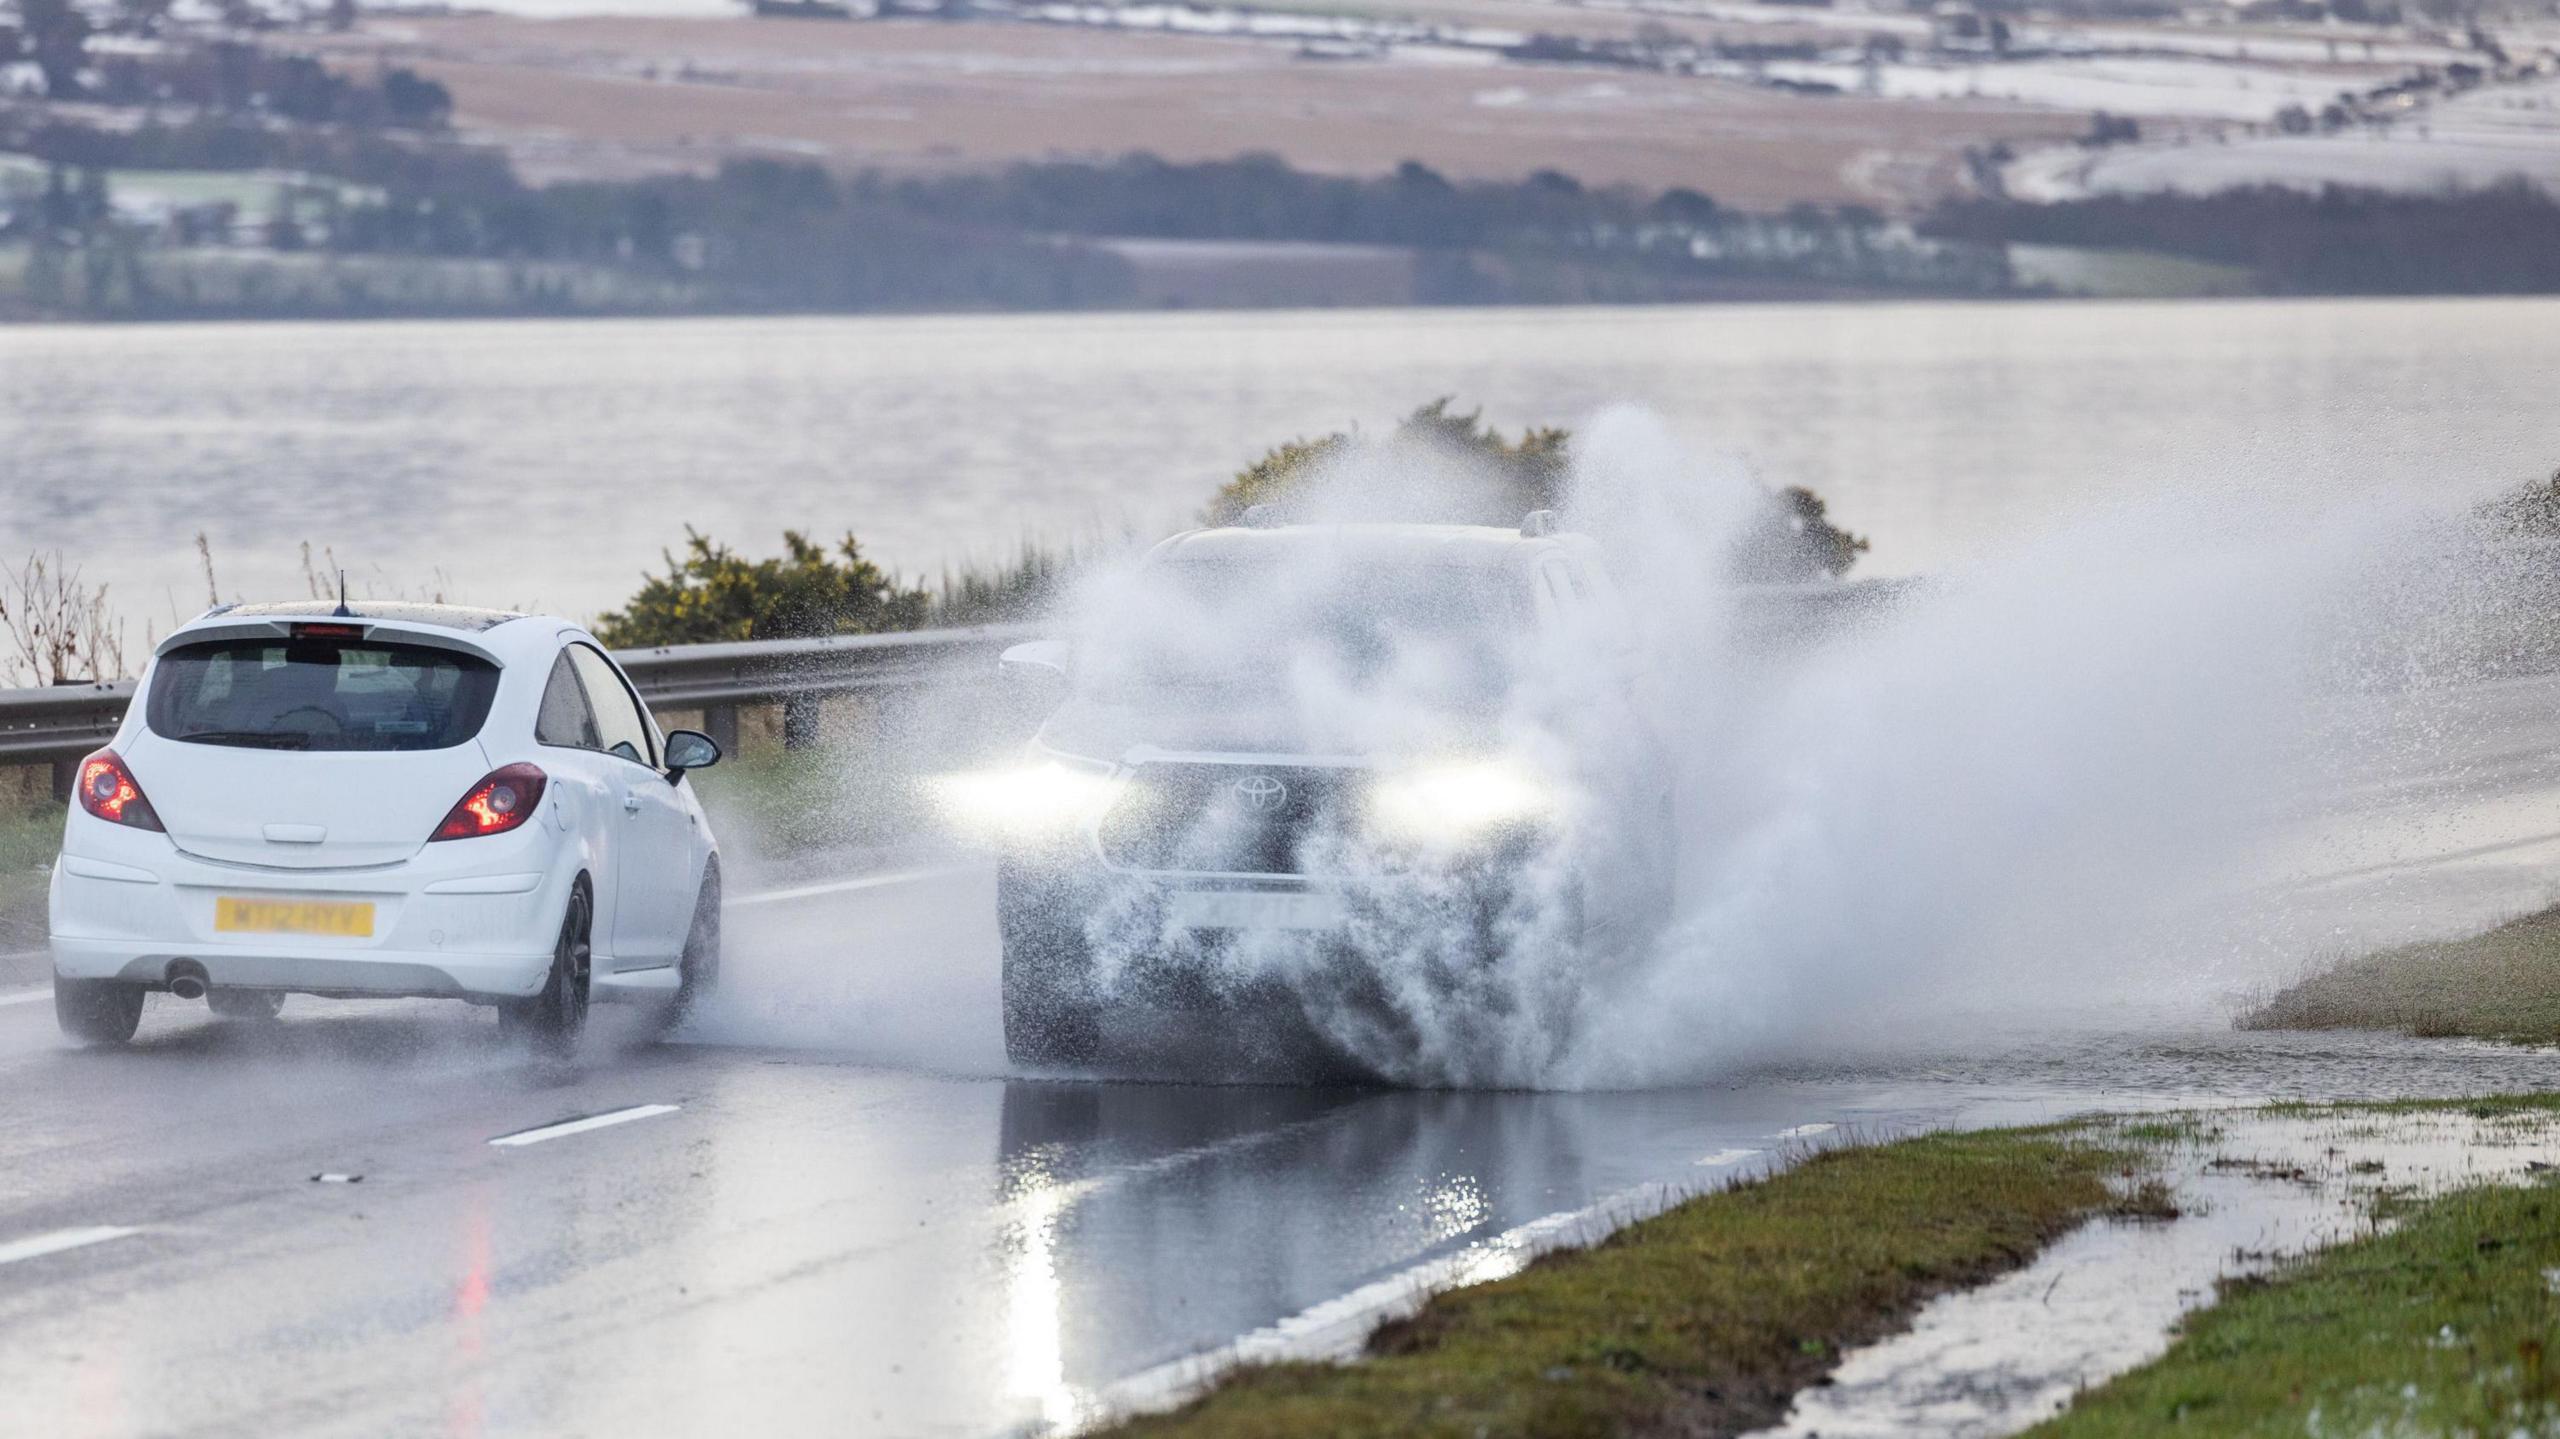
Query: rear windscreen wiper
174,730,313,750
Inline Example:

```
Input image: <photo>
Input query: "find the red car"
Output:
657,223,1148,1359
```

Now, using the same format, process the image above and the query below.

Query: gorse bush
1207,399,1571,528
933,542,1078,628
592,528,928,648
1210,398,1867,581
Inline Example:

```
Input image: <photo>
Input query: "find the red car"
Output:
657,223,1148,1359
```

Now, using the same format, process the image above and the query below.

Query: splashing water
887,405,2547,1089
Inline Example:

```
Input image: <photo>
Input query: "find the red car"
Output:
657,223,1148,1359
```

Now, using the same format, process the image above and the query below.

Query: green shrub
592,528,929,648
1206,398,1867,581
1206,398,1568,528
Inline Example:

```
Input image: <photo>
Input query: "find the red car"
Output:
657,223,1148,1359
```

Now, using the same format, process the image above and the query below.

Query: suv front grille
1096,763,1364,876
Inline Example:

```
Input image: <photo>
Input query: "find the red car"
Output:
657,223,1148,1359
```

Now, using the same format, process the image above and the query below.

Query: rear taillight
75,750,163,832
430,764,548,842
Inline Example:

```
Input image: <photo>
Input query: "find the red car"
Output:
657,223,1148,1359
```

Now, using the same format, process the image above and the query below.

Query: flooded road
2,664,2557,1436
2,976,2557,1437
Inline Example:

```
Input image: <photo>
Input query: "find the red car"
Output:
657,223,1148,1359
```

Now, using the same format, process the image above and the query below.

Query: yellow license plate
215,897,375,937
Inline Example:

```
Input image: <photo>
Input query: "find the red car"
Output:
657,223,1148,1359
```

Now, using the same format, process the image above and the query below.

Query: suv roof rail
1520,509,1558,538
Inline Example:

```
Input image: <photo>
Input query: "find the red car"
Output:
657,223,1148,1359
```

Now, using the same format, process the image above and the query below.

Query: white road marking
0,987,52,1008
0,1226,140,1267
1774,1123,1838,1140
489,1103,680,1148
729,864,977,909
1697,1148,1763,1167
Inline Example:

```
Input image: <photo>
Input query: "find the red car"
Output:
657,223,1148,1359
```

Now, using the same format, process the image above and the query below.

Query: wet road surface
5,671,2560,1436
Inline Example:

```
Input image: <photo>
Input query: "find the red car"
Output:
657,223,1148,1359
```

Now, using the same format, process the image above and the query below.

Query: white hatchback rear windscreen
146,638,501,752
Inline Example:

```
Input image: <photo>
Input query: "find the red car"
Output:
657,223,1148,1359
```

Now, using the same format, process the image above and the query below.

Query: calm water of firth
2,297,2553,629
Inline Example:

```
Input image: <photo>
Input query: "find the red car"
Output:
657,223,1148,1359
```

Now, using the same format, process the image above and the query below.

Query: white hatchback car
49,602,725,1050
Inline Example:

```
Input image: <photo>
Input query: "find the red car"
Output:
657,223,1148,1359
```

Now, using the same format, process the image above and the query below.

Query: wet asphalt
6,673,2560,1436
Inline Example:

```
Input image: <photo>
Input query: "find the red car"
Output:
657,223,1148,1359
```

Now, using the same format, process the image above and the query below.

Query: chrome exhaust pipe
166,961,209,1001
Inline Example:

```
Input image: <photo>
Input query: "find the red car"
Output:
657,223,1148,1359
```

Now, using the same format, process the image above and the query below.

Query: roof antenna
332,569,353,618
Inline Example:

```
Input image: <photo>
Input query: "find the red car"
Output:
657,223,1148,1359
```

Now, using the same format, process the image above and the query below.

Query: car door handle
623,793,644,814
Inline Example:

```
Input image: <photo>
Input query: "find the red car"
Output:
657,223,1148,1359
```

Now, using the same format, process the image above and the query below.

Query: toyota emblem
1233,774,1288,813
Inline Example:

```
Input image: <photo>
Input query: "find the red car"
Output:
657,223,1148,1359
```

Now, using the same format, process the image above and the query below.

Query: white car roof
157,602,584,668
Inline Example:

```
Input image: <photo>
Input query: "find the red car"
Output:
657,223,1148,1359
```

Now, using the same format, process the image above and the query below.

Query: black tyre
55,976,144,1047
207,989,286,1022
998,864,1101,1068
669,866,721,1029
501,883,592,1054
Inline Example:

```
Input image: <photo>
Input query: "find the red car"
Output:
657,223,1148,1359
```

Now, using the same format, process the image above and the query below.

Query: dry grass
2241,906,2560,1044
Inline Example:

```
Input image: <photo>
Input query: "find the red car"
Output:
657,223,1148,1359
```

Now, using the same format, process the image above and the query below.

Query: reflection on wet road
3,983,2556,1437
1,670,2558,1435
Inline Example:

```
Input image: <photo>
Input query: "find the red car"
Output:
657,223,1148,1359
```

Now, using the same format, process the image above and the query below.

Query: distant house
1930,3,2007,55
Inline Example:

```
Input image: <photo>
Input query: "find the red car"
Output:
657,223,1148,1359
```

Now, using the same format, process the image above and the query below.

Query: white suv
49,602,724,1050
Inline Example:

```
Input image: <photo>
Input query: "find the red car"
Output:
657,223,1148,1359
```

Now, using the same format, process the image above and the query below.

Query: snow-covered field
1766,54,2399,122
2012,71,2560,198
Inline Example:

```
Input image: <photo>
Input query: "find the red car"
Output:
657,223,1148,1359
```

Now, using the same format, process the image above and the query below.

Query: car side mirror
998,640,1070,684
663,729,721,782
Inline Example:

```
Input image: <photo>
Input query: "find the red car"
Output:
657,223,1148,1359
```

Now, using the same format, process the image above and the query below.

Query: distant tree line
858,153,1729,251
2,118,2014,315
1924,181,2560,294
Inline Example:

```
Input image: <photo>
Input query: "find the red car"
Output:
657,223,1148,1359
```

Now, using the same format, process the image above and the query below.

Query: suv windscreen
146,637,501,752
1080,556,1528,712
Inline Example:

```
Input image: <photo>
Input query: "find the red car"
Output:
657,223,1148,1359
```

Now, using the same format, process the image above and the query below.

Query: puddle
1756,1105,2560,1438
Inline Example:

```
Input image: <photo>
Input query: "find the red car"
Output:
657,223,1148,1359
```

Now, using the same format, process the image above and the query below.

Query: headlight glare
1367,759,1554,844
932,758,1119,842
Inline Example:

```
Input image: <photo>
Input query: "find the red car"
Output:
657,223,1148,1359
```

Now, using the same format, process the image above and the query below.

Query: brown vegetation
304,14,2078,210
2242,905,2560,1043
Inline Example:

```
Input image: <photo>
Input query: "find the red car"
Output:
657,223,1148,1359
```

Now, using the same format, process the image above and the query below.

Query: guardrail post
782,692,819,751
703,703,739,757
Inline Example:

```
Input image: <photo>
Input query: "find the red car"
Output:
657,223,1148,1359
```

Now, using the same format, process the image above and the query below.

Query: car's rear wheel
207,989,286,1022
55,976,145,1047
501,884,591,1054
669,866,721,1028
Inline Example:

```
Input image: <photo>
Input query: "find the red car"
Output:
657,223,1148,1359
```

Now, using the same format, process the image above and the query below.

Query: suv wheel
998,866,1100,1067
669,867,721,1029
56,976,145,1047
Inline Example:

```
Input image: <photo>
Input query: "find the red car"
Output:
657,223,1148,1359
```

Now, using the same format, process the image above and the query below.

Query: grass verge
2033,1169,2560,1436
0,800,60,949
689,745,921,858
1103,1128,2140,1439
2243,905,2560,1043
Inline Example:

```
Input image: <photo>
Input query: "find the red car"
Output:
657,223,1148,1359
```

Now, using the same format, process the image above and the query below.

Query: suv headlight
931,756,1119,842
1366,759,1556,845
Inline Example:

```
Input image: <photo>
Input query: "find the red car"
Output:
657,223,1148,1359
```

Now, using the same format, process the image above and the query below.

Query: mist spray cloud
776,405,2541,1090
